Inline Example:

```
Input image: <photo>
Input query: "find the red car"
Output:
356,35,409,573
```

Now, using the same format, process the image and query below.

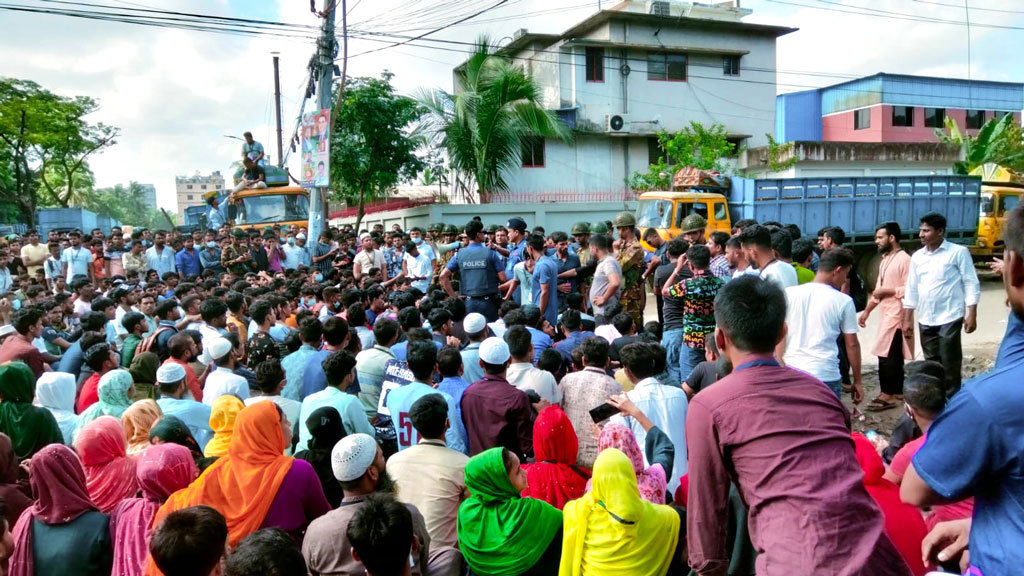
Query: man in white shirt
779,248,862,402
610,341,688,493
740,224,797,290
503,326,561,404
61,231,94,283
197,299,230,365
401,241,433,293
201,337,250,406
352,233,385,281
903,211,981,397
155,362,214,450
588,233,622,317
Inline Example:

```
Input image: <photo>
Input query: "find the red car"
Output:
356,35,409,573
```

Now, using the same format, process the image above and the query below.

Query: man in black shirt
233,158,267,193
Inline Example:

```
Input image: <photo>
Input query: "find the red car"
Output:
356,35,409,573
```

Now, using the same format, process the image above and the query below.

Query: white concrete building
175,171,225,222
468,0,795,199
137,183,157,210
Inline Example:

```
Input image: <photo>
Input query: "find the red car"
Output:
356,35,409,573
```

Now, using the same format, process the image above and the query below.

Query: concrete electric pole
272,53,284,169
307,0,336,244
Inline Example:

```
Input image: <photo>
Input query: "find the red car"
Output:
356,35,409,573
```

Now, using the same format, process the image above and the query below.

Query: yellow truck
970,164,1022,260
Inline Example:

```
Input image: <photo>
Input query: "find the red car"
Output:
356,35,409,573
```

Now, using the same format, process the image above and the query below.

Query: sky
2,0,1022,212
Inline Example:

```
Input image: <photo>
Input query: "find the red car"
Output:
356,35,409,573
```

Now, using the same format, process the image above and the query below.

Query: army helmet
680,214,708,234
444,224,460,236
612,211,637,228
570,221,591,235
486,224,499,234
428,222,444,233
590,221,609,235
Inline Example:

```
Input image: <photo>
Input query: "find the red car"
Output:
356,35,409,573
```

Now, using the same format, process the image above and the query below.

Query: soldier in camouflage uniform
613,211,646,327
221,228,253,276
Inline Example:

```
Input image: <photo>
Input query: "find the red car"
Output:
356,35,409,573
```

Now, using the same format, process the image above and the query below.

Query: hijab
110,443,197,576
8,444,97,576
34,371,79,445
74,369,134,440
560,448,680,576
153,401,294,546
128,352,160,401
0,434,31,528
458,447,562,576
73,416,139,513
593,423,667,504
294,406,346,508
852,433,928,576
121,400,163,456
0,362,64,460
203,395,245,458
521,406,590,510
149,415,216,472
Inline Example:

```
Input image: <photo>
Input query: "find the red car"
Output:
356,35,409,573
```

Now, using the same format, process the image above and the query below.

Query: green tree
629,121,735,191
935,113,1024,175
83,181,166,230
417,36,572,200
0,78,119,225
330,72,424,231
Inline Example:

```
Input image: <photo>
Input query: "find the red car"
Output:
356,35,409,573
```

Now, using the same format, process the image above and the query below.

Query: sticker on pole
300,108,331,187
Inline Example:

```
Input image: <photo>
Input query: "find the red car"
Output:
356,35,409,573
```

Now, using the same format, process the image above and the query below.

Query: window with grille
585,48,604,82
521,137,545,167
648,52,687,81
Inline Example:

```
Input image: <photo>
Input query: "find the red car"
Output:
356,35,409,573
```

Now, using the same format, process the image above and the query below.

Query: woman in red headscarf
520,405,591,510
150,400,330,549
73,416,139,514
851,433,928,576
8,444,113,576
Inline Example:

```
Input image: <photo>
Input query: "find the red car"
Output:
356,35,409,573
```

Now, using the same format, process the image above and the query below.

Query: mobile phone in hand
589,402,619,423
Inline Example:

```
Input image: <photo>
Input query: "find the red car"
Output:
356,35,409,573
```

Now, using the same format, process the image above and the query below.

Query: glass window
201,184,207,190
186,195,193,201
1000,194,1020,215
636,199,673,229
648,52,686,81
713,201,728,221
979,193,994,216
521,137,545,167
585,48,604,82
966,110,985,130
924,108,945,128
855,109,870,130
723,55,740,76
234,194,310,225
674,201,709,229
648,137,664,166
892,106,914,127
186,184,193,190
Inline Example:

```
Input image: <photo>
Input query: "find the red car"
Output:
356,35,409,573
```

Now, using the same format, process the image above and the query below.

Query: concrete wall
329,200,638,234
502,135,651,195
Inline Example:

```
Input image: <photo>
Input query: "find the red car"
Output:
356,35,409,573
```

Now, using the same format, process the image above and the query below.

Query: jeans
662,328,685,384
919,318,963,398
679,346,706,385
465,296,499,323
823,379,842,399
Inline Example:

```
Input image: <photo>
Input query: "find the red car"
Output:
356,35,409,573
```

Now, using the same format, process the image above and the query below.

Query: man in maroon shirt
459,337,544,459
0,308,50,378
686,276,909,576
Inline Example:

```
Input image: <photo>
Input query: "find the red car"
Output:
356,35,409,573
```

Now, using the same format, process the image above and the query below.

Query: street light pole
307,0,336,243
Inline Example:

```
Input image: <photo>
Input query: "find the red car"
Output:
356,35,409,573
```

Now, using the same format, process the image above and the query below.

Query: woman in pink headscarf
73,416,139,514
8,444,112,576
109,443,197,576
591,422,672,504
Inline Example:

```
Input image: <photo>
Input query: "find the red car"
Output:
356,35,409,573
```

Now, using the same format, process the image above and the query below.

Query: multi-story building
777,73,1024,144
460,0,795,199
175,171,225,223
137,184,157,211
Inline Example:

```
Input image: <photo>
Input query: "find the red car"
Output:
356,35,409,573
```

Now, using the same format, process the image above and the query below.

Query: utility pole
307,0,336,244
272,53,284,168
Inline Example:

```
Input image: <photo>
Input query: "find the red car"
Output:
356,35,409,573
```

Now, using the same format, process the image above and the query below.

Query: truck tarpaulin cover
672,166,730,189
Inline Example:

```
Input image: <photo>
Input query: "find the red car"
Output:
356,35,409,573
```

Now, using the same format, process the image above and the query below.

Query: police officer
441,220,506,322
613,211,646,328
503,217,529,304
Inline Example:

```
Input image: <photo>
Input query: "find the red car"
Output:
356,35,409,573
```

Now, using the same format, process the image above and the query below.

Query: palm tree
416,36,572,201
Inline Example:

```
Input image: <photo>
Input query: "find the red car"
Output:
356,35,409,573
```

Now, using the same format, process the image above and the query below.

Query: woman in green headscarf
0,362,63,460
73,369,134,442
127,352,160,401
458,447,563,576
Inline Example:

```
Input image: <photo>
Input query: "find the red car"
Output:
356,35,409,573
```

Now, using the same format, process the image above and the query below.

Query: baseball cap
505,217,527,232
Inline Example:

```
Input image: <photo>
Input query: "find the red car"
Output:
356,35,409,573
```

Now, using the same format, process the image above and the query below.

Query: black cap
505,217,527,232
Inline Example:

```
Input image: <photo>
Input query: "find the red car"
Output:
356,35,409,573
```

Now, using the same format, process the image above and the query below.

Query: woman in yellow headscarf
560,448,682,576
203,395,245,458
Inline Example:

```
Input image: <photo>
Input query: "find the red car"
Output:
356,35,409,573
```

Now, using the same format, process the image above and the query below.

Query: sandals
866,397,899,411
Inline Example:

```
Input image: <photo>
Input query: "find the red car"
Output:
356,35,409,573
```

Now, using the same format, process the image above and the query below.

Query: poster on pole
300,108,331,187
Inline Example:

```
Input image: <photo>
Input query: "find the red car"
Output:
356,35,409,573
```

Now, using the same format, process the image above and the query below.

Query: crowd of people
0,201,1018,576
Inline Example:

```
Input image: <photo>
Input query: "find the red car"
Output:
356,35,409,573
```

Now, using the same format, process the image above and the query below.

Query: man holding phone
558,336,623,469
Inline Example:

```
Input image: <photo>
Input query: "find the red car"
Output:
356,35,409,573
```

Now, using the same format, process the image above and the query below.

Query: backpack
134,326,175,359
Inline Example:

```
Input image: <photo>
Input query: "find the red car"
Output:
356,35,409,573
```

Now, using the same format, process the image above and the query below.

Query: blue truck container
37,208,98,238
727,175,981,246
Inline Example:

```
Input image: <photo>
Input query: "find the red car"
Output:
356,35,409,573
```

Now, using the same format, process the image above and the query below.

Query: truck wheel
857,251,881,291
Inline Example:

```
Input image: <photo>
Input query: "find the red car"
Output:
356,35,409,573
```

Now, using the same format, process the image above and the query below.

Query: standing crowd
0,202,1017,576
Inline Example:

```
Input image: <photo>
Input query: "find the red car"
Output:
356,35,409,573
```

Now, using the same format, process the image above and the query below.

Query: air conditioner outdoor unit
649,1,671,16
606,114,631,134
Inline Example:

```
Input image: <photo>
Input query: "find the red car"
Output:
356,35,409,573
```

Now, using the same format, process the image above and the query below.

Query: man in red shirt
76,343,119,413
0,308,50,378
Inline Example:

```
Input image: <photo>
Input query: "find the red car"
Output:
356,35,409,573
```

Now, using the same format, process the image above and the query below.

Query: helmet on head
428,223,444,233
680,214,708,234
486,224,499,234
612,211,636,228
590,221,609,235
570,221,591,235
444,224,460,235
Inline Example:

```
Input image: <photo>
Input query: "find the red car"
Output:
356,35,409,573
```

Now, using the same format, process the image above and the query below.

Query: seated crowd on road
0,203,1019,576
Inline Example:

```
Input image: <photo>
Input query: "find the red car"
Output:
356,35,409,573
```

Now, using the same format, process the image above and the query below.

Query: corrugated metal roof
821,73,1024,115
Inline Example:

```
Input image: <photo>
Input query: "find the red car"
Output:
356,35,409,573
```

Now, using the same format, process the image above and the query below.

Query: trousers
878,329,905,396
919,318,964,398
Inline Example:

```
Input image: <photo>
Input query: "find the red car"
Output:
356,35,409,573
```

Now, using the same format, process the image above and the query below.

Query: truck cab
634,167,733,245
229,186,310,231
972,182,1023,259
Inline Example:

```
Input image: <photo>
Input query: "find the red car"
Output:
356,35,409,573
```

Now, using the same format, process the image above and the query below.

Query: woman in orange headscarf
151,400,330,550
